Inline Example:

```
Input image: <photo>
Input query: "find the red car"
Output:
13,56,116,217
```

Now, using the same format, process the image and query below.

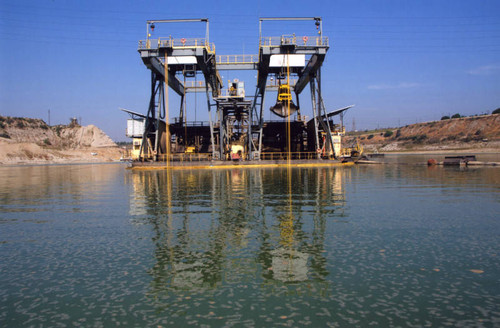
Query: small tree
493,108,500,114
441,115,450,120
451,113,461,119
384,130,393,138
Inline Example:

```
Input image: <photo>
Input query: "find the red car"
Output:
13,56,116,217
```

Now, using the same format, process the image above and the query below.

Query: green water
0,160,499,327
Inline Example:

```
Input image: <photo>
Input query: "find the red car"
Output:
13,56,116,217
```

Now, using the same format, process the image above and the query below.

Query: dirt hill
345,114,500,153
0,116,123,164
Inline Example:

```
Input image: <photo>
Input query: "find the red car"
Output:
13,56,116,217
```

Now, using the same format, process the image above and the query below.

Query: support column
310,79,320,159
163,53,170,166
206,85,217,160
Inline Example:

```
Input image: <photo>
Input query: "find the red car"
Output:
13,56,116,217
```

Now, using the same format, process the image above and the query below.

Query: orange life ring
181,38,186,45
302,36,309,43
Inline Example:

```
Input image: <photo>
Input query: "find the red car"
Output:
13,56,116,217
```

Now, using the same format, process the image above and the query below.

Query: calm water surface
0,159,499,327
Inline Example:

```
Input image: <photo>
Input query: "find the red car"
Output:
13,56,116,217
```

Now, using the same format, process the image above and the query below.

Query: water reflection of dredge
126,167,348,296
122,17,362,166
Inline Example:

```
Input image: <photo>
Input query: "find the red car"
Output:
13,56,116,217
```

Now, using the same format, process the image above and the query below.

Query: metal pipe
146,18,208,24
259,17,321,21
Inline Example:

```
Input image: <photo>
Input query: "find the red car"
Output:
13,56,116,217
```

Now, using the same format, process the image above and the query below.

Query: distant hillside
0,116,121,164
0,116,116,148
346,114,500,152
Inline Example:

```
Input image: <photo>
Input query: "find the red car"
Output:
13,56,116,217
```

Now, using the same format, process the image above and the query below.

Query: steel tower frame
137,17,333,161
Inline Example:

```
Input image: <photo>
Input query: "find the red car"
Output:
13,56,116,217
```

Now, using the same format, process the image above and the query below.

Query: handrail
158,153,213,162
183,80,206,88
172,118,209,126
266,78,298,88
259,35,329,48
259,152,319,160
216,54,259,65
138,37,216,53
155,151,344,162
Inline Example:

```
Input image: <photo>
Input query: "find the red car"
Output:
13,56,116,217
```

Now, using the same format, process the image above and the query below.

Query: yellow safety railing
155,152,326,162
149,149,369,162
260,152,319,161
216,54,259,65
259,35,329,48
138,37,216,53
157,153,213,162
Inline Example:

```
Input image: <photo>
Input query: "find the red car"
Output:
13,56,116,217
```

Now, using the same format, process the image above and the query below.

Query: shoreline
0,160,127,167
1,148,498,167
369,148,500,155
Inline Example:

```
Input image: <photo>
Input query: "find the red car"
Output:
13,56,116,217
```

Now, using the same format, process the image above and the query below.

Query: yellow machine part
270,84,298,118
277,84,292,101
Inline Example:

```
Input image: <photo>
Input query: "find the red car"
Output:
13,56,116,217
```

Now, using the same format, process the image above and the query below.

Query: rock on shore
0,116,123,165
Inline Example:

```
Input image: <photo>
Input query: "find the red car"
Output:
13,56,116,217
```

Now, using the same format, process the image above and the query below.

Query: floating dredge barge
124,17,362,169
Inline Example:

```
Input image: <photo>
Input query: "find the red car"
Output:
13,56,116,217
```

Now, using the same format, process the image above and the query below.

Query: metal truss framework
137,17,335,161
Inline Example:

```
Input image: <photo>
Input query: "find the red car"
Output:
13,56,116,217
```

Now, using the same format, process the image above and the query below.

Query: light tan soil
0,116,124,165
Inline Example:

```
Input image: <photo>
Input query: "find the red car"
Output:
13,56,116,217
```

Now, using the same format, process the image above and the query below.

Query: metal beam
217,63,258,70
147,18,208,24
196,55,221,98
141,55,185,96
294,54,325,94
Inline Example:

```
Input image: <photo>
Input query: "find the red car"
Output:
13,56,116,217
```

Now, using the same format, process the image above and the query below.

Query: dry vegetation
345,114,500,153
0,116,123,165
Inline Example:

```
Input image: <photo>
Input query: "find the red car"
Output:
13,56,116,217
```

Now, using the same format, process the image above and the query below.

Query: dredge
123,17,362,168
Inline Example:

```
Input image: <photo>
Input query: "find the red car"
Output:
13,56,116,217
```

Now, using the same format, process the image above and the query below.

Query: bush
451,113,461,119
16,121,25,128
43,138,51,146
367,134,374,139
441,116,450,120
395,129,401,138
493,108,500,114
416,134,427,143
0,132,10,139
384,130,393,137
54,126,62,136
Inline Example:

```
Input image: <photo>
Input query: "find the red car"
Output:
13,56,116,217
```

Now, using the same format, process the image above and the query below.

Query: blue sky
1,0,499,141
